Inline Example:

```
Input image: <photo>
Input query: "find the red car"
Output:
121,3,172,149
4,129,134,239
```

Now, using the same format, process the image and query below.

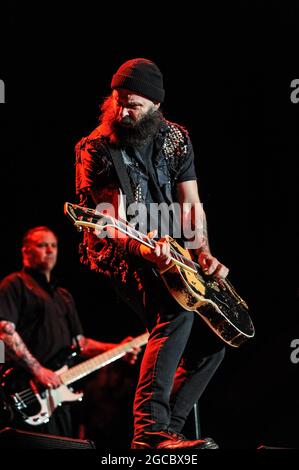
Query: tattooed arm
176,180,229,278
0,320,61,388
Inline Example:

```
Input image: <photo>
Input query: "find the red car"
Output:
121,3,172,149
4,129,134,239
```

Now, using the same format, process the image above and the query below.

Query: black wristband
126,238,142,258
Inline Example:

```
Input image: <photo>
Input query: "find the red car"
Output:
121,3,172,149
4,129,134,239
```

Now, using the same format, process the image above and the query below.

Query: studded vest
75,119,194,313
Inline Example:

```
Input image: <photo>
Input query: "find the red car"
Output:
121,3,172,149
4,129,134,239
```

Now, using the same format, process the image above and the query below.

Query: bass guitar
0,333,148,426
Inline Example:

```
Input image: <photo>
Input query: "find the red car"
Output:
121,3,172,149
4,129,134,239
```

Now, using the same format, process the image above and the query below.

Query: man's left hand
121,336,141,365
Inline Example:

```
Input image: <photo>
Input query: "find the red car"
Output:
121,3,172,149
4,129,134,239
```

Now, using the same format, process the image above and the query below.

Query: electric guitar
64,202,255,348
0,333,148,426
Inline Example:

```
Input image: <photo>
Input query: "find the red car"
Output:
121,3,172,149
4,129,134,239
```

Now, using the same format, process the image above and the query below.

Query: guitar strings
79,209,231,284
18,388,34,397
15,335,150,407
115,221,200,270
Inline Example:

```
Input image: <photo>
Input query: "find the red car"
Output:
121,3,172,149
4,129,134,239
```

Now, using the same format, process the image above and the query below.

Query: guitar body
160,238,255,347
2,367,83,426
0,350,83,426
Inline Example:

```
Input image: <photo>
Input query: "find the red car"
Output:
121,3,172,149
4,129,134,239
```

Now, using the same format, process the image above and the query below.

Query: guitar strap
108,146,136,208
106,146,151,317
107,145,169,230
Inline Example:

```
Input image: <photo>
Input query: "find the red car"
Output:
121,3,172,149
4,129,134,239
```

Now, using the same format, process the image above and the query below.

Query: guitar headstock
64,202,148,246
64,202,108,232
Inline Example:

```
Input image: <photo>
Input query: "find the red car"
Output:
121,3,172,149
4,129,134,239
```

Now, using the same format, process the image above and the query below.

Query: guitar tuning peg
76,226,83,232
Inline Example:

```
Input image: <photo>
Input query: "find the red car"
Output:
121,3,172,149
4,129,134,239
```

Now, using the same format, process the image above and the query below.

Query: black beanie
111,58,165,103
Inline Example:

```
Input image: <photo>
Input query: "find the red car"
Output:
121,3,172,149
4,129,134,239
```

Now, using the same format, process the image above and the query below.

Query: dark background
0,2,298,449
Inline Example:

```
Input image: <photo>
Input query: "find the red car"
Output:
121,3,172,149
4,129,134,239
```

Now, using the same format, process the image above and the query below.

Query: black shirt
75,120,197,210
0,268,83,364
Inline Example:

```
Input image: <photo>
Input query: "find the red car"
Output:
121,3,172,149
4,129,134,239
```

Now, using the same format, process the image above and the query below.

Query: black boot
131,430,219,449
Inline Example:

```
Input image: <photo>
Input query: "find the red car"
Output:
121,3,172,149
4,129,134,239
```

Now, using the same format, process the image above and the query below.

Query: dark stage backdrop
0,3,298,450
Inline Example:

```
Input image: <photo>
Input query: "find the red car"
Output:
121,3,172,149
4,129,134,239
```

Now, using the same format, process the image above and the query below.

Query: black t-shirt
0,268,83,365
125,139,197,204
124,140,197,236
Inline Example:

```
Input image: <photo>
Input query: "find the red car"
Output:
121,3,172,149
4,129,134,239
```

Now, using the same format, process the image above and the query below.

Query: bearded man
75,58,228,449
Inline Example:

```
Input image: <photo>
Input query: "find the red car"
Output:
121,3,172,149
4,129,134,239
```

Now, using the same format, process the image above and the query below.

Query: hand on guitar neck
138,230,229,279
139,230,172,271
105,225,173,271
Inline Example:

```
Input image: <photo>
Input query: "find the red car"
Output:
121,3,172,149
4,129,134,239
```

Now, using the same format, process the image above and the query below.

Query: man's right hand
32,365,62,389
140,231,172,270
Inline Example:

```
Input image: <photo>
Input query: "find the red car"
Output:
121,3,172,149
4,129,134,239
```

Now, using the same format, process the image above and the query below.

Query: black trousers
133,278,225,440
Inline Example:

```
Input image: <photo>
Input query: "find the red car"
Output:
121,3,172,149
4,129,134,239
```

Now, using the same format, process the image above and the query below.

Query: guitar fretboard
71,204,197,273
60,333,149,385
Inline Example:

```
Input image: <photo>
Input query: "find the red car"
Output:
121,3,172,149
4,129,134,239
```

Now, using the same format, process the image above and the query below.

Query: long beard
113,110,163,148
99,96,163,148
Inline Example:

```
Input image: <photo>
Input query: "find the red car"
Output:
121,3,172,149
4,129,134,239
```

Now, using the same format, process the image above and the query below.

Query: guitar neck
59,333,149,386
111,216,197,273
64,202,197,273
